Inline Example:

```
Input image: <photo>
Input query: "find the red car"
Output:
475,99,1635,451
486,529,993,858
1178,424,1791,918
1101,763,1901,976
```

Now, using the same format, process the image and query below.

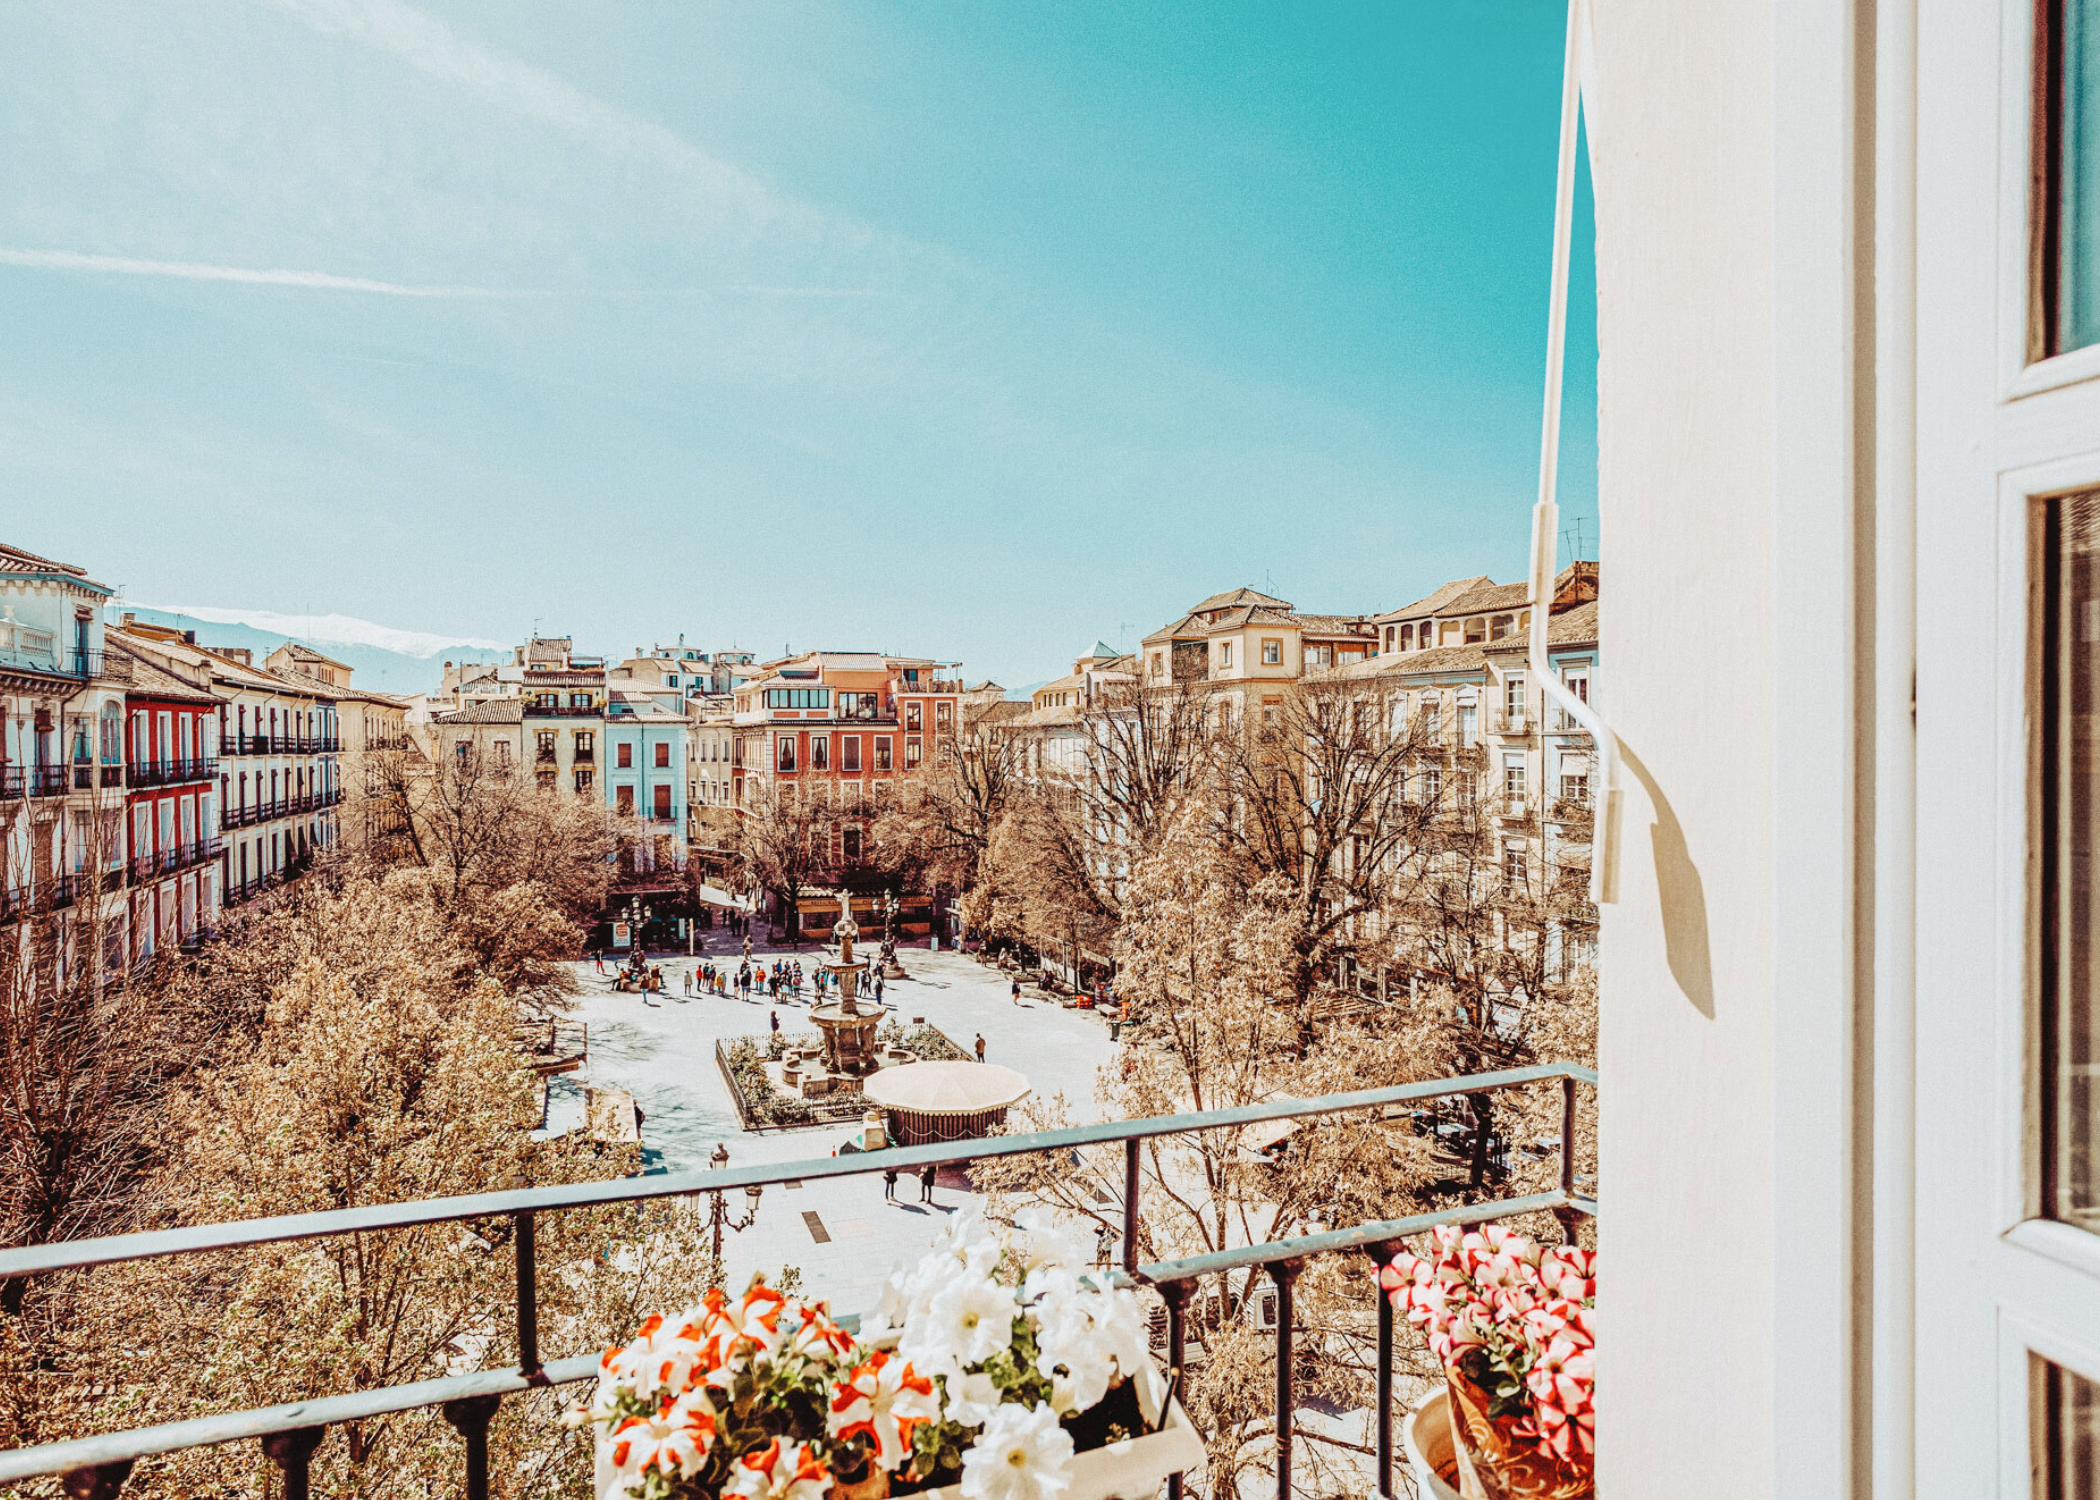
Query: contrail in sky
0,248,514,297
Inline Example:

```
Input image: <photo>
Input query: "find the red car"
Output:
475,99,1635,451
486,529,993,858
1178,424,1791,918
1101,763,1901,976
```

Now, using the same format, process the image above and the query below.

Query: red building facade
121,654,221,956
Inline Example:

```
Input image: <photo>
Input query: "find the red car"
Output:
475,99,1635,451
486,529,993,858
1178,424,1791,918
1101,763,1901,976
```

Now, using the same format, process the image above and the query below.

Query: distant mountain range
112,600,508,696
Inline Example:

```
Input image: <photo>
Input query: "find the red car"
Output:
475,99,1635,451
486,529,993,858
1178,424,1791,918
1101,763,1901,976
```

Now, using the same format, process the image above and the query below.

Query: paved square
545,934,1117,1314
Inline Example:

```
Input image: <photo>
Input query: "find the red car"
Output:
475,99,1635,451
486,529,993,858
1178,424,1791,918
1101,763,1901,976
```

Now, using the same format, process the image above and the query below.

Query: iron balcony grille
0,1064,1594,1500
127,758,219,788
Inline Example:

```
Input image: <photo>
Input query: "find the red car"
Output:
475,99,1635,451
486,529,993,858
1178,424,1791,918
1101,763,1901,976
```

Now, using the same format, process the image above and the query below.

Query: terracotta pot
1401,1388,1464,1500
1444,1371,1592,1500
833,1464,891,1500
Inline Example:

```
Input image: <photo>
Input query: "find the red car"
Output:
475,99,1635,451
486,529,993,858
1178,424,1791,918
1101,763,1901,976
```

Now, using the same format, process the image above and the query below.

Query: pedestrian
919,1162,936,1205
769,1009,780,1035
1011,977,1021,1005
874,973,885,1005
974,1033,986,1063
593,951,605,975
883,1167,898,1201
683,968,692,997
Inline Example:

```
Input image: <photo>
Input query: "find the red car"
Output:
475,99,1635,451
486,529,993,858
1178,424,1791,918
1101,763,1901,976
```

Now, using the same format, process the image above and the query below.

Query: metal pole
1122,1137,1140,1274
1273,1263,1298,1500
1369,1245,1396,1499
260,1427,323,1500
1556,1072,1583,1244
514,1211,540,1380
1163,1283,1189,1500
441,1395,501,1500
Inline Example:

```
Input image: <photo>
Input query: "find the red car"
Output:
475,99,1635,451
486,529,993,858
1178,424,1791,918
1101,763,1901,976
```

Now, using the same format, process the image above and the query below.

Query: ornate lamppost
707,1142,762,1264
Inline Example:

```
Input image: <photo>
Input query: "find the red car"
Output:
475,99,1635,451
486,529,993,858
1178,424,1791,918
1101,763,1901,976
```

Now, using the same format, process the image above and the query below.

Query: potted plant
582,1210,1202,1500
1379,1225,1594,1500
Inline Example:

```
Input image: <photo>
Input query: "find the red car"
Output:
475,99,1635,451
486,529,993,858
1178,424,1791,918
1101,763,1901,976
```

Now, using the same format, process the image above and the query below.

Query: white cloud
118,598,505,658
0,247,518,297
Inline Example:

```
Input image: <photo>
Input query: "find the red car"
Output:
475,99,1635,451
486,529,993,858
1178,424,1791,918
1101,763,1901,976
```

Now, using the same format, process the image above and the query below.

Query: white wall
1590,2,1784,1494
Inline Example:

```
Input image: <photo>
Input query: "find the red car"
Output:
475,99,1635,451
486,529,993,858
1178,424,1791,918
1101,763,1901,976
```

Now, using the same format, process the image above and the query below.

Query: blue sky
0,0,1595,690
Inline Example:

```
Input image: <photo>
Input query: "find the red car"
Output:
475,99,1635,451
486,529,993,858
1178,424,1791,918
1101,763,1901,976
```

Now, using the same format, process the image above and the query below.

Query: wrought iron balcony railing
0,1064,1595,1500
128,758,218,789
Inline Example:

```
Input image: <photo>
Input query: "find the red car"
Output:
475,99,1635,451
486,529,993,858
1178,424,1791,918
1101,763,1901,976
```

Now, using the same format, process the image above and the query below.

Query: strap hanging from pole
1526,0,1621,904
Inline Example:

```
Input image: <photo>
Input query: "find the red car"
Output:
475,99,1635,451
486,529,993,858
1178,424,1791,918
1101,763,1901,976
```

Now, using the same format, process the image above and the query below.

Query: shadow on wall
1619,741,1715,1019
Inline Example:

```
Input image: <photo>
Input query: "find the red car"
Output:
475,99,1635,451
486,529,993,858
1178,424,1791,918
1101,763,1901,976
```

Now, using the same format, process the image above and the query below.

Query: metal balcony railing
128,758,218,789
0,1064,1594,1500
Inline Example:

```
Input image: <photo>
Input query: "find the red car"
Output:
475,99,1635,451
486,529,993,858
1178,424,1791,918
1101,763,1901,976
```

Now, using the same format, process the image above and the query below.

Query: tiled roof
1140,614,1202,646
110,642,219,703
1188,586,1294,614
970,700,1034,727
1292,613,1376,637
276,641,351,671
1374,576,1494,623
1482,600,1600,653
1438,580,1533,616
1346,643,1493,679
0,541,109,594
436,699,525,725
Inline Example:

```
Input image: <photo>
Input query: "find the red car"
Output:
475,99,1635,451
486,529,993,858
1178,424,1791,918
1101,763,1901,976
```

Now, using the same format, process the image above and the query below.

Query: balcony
0,1063,1594,1499
131,838,225,883
129,758,218,789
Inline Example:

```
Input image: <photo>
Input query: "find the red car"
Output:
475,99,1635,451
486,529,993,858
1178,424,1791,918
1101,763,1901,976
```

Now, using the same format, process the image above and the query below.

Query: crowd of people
588,947,892,1009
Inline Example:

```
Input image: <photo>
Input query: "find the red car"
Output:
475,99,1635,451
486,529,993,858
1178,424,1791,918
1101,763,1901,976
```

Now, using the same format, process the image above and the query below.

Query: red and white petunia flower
828,1350,940,1470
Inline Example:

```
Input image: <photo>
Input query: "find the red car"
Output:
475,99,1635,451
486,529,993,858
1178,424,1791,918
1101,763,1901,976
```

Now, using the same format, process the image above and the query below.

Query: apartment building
1006,643,1136,783
112,638,221,956
192,641,339,905
611,643,755,705
0,543,129,943
428,699,526,780
1138,588,1377,706
605,687,687,869
730,653,963,818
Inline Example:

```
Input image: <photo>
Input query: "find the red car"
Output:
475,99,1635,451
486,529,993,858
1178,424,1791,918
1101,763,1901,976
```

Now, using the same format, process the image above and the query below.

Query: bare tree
734,785,831,944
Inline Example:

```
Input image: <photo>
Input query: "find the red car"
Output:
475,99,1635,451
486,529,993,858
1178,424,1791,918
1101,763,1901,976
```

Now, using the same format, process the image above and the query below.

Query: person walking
919,1162,936,1206
593,951,605,976
974,1033,987,1064
874,973,885,1006
1010,977,1022,1005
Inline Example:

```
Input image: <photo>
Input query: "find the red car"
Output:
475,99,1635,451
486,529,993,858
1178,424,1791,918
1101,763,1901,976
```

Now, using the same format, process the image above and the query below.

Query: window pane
2036,1356,2100,1500
2056,0,2100,352
2047,493,2100,1232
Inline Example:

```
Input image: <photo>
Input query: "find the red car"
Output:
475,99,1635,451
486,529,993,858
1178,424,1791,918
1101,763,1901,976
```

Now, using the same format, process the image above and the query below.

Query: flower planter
595,1388,1202,1500
1402,1389,1464,1500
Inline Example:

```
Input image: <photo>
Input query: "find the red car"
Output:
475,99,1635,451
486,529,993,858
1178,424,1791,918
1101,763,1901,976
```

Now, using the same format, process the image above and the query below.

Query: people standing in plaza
919,1162,936,1205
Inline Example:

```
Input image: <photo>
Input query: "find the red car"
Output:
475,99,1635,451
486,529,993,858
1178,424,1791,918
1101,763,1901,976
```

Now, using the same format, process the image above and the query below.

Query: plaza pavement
546,932,1117,1316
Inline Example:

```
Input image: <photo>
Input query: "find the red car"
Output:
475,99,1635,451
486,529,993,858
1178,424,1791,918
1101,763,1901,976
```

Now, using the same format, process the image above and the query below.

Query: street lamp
707,1142,762,1263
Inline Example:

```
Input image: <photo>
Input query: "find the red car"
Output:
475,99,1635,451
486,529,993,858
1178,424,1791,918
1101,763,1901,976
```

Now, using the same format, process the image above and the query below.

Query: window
1464,617,1487,644
617,741,633,768
875,737,893,771
1422,767,1442,806
570,692,591,709
838,691,878,719
1459,704,1478,748
777,736,797,773
906,702,923,731
905,736,922,768
654,741,670,768
2042,0,2100,355
811,737,829,771
536,730,556,759
1561,766,1591,806
1382,627,1395,654
1263,638,1283,665
936,701,953,730
2036,1357,2100,1500
765,688,831,709
1505,672,1527,725
1306,643,1334,669
1490,614,1514,641
1219,641,1235,669
1502,845,1527,888
575,730,594,761
653,784,671,820
1402,624,1417,651
1423,699,1442,738
535,693,557,710
842,781,861,809
2046,490,2100,1233
842,736,861,772
1503,757,1526,803
616,785,634,816
455,741,470,768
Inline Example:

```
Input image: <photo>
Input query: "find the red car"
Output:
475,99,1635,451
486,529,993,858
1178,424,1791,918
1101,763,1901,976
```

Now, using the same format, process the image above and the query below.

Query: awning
862,1061,1031,1116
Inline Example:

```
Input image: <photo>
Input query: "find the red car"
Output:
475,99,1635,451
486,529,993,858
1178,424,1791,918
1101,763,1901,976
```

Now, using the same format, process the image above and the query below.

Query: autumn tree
735,785,831,944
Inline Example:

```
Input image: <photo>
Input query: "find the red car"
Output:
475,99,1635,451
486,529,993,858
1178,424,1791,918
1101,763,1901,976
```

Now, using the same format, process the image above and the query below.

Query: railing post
442,1393,502,1500
1555,1073,1583,1244
260,1425,324,1500
1363,1241,1399,1499
515,1210,542,1381
1272,1260,1299,1500
1161,1280,1189,1500
60,1460,132,1500
1122,1137,1140,1274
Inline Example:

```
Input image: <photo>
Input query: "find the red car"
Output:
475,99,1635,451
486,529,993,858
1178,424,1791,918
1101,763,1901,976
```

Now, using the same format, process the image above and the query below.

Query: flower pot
1403,1388,1464,1500
1443,1372,1593,1500
912,1385,1205,1500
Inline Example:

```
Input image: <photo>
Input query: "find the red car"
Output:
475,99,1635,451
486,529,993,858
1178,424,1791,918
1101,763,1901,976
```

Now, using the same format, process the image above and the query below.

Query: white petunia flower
942,1369,1005,1428
1014,1208,1092,1274
904,1276,1018,1378
960,1403,1075,1500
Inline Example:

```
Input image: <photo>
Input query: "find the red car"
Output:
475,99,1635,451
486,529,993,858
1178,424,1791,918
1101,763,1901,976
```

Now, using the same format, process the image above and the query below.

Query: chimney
183,630,196,645
122,611,136,627
218,646,252,665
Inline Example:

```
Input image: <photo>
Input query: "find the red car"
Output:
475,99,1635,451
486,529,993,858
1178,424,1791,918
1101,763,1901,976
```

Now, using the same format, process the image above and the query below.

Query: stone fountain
809,896,882,1077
